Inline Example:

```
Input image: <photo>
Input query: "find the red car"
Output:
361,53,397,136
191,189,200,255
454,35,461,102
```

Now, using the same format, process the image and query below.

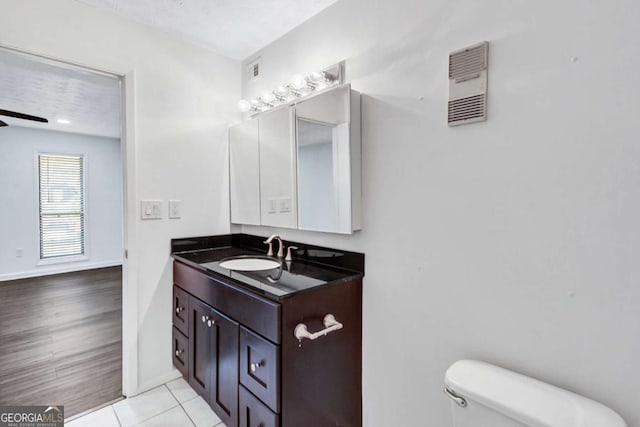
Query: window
38,154,85,259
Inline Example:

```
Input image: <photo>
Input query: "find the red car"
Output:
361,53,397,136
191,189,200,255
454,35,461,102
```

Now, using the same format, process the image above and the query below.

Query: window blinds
38,154,85,259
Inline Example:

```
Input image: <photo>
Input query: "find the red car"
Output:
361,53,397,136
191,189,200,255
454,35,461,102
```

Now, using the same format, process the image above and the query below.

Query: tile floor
66,378,227,427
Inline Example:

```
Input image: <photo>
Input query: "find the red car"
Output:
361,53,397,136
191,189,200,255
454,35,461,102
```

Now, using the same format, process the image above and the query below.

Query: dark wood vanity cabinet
172,326,189,378
188,296,239,427
239,327,280,412
172,285,190,379
172,260,362,427
239,385,279,427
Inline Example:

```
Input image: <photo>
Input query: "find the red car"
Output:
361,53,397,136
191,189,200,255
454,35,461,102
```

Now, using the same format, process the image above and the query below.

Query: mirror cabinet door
229,119,261,225
295,86,356,234
228,85,361,233
259,107,298,229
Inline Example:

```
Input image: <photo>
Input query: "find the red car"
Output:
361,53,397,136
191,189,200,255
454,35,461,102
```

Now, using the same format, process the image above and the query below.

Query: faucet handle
285,246,299,262
263,239,274,257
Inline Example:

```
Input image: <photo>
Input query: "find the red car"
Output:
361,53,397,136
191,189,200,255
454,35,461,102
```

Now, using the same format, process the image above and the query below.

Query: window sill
37,255,89,266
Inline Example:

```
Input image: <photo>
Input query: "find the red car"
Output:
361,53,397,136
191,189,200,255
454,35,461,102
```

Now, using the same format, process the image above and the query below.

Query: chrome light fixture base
238,61,345,115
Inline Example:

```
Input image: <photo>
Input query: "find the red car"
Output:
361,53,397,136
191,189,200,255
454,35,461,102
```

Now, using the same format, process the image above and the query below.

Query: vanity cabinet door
189,297,213,399
188,295,240,427
209,309,239,427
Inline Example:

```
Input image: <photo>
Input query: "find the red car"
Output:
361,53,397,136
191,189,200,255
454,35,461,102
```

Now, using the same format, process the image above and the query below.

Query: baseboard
133,369,183,397
0,259,123,282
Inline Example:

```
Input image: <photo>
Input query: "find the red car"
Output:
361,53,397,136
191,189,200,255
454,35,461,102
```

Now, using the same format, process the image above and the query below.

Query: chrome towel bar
294,314,343,341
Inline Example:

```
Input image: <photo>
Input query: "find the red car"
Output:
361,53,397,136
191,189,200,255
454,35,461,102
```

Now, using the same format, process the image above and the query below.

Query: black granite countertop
171,234,364,300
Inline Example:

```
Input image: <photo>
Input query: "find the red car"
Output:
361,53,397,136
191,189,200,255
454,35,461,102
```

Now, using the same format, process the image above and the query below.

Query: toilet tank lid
444,360,626,427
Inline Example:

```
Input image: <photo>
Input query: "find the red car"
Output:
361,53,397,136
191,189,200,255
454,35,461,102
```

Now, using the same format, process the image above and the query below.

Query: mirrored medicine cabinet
229,84,361,234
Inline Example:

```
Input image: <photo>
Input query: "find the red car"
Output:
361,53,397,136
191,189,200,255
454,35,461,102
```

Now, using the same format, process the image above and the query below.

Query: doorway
0,48,126,417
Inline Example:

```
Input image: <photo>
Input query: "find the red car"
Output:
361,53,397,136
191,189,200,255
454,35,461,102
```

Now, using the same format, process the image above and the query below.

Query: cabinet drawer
173,285,190,337
172,327,189,379
239,385,279,427
240,327,280,412
174,261,281,343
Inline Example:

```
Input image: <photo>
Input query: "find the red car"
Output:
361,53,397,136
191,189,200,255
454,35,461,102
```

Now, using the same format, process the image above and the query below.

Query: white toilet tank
444,360,626,427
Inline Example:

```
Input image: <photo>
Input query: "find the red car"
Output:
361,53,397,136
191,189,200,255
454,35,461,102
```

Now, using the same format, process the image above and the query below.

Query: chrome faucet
264,234,284,258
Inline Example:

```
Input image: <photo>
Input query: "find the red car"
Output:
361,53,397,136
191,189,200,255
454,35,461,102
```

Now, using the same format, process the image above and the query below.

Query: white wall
241,0,640,425
0,0,239,393
0,126,122,279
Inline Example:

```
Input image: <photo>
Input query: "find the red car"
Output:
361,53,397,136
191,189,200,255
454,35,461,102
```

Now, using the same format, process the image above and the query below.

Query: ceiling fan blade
0,120,7,127
0,109,48,123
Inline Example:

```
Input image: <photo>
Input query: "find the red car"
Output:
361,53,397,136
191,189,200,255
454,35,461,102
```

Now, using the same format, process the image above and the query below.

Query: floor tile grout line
172,381,221,427
73,380,223,427
114,385,180,427
165,381,183,404
176,388,201,427
109,405,123,427
165,382,197,425
171,381,227,427
177,400,198,427
128,402,181,427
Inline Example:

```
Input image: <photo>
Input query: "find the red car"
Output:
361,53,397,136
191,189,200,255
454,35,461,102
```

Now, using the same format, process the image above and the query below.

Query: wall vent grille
448,94,486,124
247,58,261,82
448,42,488,126
449,44,487,80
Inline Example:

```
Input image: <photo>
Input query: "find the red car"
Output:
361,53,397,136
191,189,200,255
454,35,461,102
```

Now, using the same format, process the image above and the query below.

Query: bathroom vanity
171,234,364,427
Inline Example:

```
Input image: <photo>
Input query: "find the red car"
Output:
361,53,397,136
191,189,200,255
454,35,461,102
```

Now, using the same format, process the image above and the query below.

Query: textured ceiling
0,50,121,138
75,0,337,60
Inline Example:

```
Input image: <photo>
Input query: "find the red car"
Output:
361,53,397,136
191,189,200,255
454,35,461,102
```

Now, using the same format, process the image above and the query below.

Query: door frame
0,43,139,397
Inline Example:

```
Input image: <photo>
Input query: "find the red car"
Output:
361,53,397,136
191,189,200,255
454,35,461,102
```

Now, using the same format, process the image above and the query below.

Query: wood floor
0,266,122,417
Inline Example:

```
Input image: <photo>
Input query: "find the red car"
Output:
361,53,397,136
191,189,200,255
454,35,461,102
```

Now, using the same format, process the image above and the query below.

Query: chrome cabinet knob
201,315,208,324
175,349,184,357
250,361,264,373
175,306,184,314
207,319,215,327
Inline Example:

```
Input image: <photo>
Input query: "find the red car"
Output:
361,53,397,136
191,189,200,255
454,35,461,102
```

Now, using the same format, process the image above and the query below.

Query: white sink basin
219,256,281,271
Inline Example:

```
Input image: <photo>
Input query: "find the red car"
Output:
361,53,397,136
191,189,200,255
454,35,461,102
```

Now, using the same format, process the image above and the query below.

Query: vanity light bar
238,61,345,114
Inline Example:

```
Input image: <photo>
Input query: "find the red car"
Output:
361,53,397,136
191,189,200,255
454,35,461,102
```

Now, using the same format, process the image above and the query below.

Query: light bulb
310,71,325,82
291,74,307,90
262,91,275,103
237,99,251,112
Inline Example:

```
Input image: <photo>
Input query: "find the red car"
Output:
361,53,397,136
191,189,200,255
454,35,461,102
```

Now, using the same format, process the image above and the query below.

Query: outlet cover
168,200,181,219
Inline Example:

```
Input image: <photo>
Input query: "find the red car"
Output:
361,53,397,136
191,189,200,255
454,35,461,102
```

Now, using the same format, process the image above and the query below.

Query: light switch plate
141,200,162,220
168,200,181,219
279,197,291,213
268,198,277,214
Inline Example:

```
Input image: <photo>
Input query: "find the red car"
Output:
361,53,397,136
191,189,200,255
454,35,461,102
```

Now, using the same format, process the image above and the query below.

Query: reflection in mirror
297,118,351,233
